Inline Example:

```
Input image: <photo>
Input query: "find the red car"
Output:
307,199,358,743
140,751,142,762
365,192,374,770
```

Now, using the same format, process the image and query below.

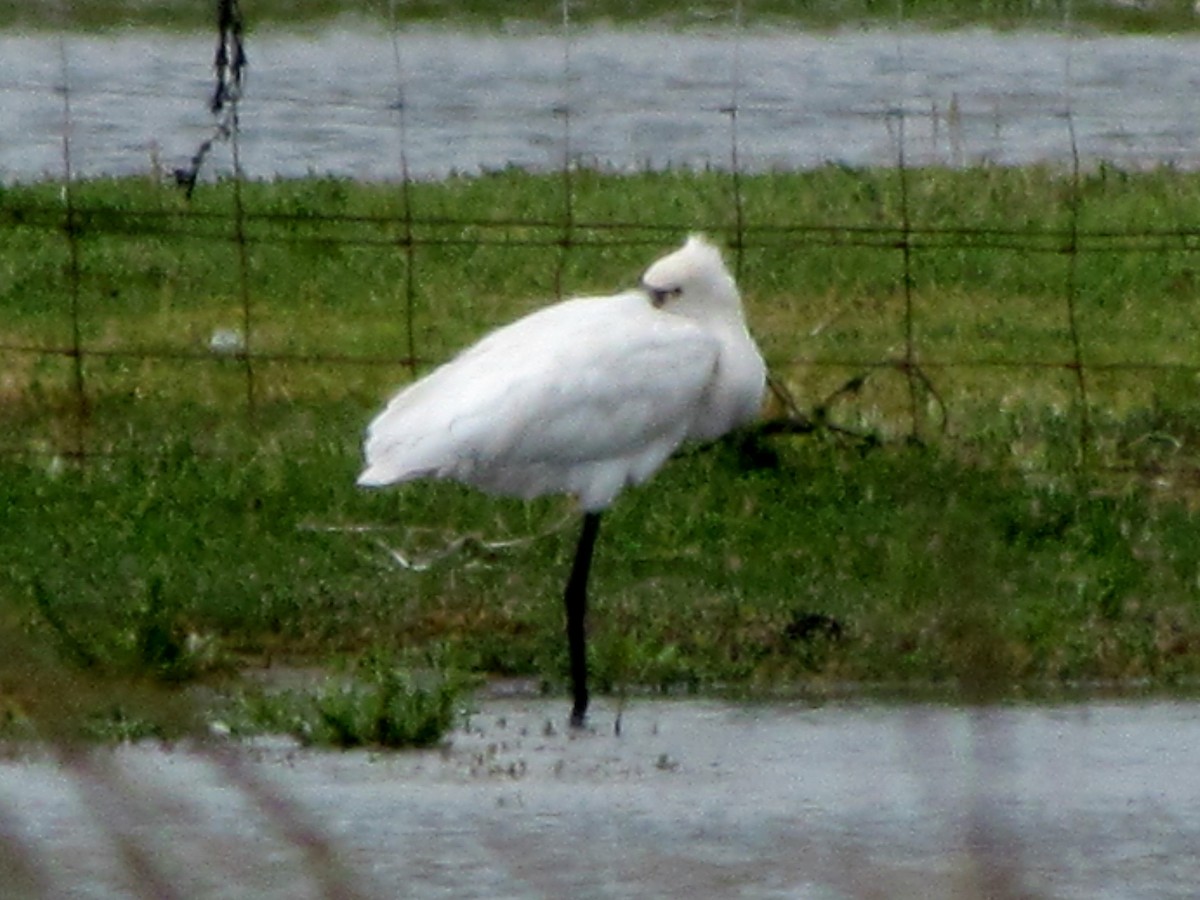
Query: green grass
4,0,1199,34
4,165,1200,742
7,166,1200,460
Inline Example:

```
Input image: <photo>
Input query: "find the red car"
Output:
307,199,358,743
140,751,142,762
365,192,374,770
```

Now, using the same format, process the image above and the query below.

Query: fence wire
3,1,1200,480
5,5,1200,897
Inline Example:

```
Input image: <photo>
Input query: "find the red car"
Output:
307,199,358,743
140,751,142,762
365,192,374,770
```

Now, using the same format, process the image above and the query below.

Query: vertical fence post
1062,4,1092,472
727,0,746,282
1063,122,1092,471
231,129,255,418
387,0,419,378
553,0,575,302
57,37,88,461
896,114,921,442
893,3,921,442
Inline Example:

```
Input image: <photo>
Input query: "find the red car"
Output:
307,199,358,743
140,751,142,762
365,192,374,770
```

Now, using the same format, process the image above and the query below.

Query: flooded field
2,28,1200,181
2,696,1198,898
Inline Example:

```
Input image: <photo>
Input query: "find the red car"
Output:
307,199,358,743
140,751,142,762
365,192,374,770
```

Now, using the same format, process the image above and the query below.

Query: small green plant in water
310,664,461,749
223,657,467,749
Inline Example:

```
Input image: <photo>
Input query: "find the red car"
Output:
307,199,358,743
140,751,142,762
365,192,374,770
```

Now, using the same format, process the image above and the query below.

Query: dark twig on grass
302,515,577,573
758,356,948,451
758,370,879,446
30,580,101,671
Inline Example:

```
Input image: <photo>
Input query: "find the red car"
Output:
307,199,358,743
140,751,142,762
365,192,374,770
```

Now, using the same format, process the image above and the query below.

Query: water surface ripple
1,699,1197,898
2,28,1200,181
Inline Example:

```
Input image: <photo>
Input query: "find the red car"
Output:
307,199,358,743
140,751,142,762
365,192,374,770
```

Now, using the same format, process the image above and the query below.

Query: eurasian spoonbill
358,234,766,726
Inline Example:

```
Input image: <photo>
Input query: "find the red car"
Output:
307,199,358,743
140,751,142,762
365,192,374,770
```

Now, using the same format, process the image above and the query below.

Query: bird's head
639,234,740,319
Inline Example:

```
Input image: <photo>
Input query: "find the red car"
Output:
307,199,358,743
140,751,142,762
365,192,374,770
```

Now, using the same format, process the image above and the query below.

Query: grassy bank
4,0,1198,34
3,166,1200,741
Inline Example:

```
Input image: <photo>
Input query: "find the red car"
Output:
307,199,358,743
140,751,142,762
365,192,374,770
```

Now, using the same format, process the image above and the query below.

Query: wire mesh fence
4,2,1200,484
6,6,1200,898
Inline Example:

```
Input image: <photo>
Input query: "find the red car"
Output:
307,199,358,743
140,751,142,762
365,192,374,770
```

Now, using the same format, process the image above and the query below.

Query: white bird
358,234,766,726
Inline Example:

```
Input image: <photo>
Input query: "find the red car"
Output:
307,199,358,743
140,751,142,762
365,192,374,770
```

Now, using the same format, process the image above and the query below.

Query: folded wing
358,292,722,510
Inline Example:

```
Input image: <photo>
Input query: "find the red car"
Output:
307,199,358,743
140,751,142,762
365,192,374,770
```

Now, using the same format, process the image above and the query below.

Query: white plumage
359,234,765,509
358,234,765,726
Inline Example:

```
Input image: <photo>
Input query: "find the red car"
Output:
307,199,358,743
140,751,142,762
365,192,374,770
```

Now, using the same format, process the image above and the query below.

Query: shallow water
2,28,1200,182
2,697,1198,898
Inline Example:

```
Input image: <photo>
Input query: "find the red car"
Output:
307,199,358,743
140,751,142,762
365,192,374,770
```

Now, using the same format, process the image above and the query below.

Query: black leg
565,511,602,728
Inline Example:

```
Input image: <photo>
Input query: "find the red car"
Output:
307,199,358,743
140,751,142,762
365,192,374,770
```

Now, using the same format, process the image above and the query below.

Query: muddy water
2,28,1200,182
1,697,1197,898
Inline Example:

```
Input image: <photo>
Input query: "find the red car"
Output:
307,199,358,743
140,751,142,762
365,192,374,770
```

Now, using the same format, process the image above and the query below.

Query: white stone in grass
208,328,245,355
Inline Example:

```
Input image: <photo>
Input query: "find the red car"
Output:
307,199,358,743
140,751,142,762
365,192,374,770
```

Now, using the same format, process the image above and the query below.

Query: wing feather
358,292,720,506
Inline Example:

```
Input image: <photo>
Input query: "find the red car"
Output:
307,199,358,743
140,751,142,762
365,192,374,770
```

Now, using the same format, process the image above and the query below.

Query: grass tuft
219,656,467,749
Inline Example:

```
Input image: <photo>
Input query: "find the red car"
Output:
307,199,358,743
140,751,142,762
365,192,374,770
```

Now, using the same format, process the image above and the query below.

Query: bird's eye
646,285,682,308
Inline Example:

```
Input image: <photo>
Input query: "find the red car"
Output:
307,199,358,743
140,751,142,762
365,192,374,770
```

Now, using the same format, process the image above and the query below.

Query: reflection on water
1,28,1200,182
1,698,1198,898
